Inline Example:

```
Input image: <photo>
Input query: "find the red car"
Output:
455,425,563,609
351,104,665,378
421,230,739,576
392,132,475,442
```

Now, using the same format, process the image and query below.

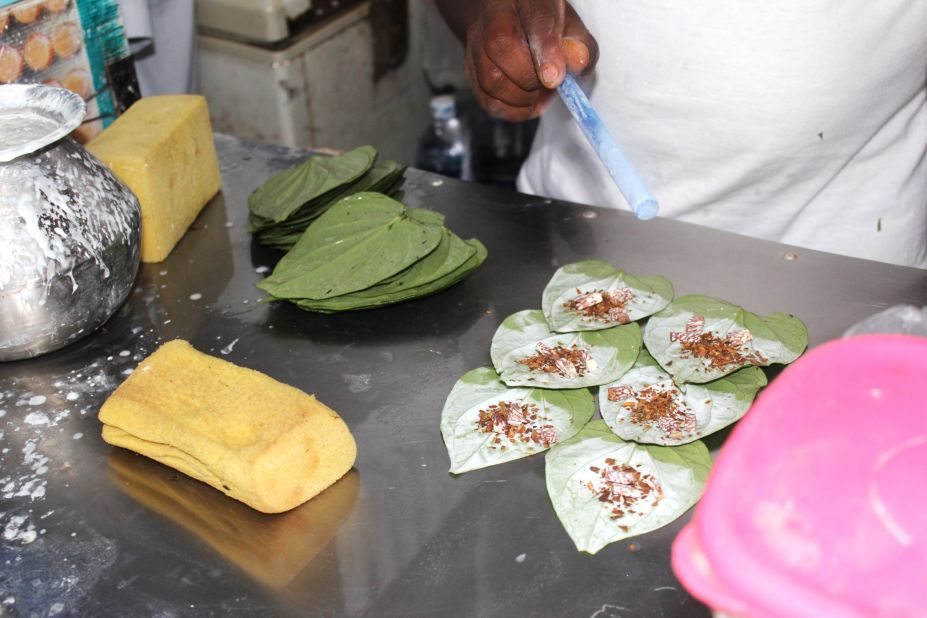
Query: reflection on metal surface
108,450,360,589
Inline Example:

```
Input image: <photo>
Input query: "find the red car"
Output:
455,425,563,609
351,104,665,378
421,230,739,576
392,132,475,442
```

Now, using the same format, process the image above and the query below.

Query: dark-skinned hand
462,0,599,122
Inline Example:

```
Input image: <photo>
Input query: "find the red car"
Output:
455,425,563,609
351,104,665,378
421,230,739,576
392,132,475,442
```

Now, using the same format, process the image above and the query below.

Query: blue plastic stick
556,74,659,220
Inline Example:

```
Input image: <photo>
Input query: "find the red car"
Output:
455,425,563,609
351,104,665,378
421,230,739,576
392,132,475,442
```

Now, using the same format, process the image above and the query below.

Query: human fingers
468,21,539,108
479,0,545,93
516,0,567,89
464,57,539,122
562,2,599,76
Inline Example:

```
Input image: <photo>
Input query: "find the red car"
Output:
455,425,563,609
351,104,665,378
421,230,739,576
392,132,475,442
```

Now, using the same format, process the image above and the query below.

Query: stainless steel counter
2,134,926,617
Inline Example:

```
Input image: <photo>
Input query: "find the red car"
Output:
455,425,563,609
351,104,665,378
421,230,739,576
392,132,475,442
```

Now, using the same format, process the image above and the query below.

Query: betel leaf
406,207,446,227
368,227,465,288
490,310,641,388
440,367,595,474
599,349,767,445
293,234,480,312
252,159,408,249
545,420,711,554
643,295,809,383
248,145,377,225
293,239,486,312
257,192,443,300
542,261,674,332
255,229,308,252
251,160,390,236
353,159,405,195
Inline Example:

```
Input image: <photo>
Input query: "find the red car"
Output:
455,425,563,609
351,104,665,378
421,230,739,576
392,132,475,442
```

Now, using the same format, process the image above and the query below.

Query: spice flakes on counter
517,342,595,378
563,287,634,324
477,401,558,450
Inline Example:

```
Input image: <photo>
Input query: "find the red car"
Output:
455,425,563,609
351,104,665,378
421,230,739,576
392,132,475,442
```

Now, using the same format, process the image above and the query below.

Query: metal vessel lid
0,84,85,163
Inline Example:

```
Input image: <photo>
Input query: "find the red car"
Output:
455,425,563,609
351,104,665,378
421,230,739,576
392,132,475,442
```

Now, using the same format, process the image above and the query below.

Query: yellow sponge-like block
99,340,357,514
87,95,222,262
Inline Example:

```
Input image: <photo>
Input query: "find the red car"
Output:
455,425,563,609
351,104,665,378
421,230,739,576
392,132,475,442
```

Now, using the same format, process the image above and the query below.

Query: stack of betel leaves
249,146,486,312
249,145,407,251
440,260,809,554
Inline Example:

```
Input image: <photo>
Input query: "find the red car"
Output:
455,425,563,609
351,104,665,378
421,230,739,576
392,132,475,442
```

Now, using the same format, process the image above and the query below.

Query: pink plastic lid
673,335,927,618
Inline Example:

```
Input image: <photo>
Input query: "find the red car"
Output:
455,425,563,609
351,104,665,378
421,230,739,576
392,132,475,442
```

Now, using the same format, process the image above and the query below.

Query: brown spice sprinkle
671,315,767,371
583,460,664,522
623,387,674,424
517,341,590,377
477,401,559,449
680,332,766,370
564,287,634,324
617,386,697,439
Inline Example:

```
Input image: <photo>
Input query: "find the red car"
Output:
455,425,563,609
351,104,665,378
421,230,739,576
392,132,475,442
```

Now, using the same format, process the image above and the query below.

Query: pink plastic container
672,335,927,618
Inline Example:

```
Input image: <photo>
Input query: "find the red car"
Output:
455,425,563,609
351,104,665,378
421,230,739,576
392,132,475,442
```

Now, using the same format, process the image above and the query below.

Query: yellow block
87,95,222,262
99,340,357,514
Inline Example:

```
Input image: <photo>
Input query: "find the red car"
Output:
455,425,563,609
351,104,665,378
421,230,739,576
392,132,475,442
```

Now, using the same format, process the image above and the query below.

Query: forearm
434,0,479,42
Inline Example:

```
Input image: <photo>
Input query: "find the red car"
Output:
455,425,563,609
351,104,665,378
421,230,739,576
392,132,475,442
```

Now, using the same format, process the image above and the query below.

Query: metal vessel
0,84,141,361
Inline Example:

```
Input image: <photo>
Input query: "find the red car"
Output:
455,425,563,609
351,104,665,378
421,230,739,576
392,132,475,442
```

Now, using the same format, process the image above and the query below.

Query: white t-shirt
518,1,927,268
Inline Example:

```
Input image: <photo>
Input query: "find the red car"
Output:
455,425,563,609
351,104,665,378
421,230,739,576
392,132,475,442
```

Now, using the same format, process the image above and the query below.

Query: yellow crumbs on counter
87,95,222,262
98,340,357,514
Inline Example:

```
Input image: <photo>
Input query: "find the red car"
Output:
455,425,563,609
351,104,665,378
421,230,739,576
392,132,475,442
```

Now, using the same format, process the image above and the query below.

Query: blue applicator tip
634,199,659,221
556,74,660,221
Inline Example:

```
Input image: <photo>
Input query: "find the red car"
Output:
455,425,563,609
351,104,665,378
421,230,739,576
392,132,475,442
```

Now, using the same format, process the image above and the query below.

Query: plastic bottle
416,95,471,180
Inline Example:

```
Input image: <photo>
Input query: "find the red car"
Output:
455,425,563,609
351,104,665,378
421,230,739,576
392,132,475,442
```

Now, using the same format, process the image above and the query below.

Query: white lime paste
0,111,60,151
0,140,135,295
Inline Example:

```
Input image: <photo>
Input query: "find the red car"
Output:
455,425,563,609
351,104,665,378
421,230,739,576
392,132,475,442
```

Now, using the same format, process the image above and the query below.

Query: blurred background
132,0,538,189
0,0,537,187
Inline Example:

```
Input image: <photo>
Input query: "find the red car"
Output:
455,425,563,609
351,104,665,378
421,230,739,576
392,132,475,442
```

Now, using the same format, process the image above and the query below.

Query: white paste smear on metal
0,142,136,293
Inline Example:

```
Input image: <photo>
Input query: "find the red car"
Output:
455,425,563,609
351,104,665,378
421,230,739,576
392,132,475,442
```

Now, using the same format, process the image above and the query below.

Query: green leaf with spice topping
490,310,641,388
257,192,443,300
546,420,711,554
542,261,674,332
440,367,595,474
248,145,377,225
643,295,808,383
599,349,767,445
